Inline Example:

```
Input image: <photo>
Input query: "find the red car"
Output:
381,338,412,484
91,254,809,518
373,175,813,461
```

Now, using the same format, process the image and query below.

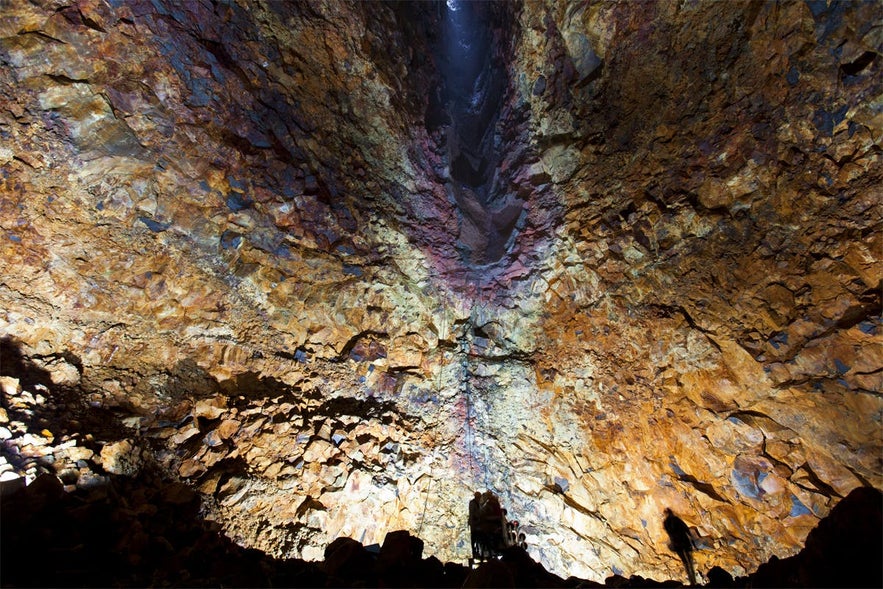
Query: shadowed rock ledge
1,469,880,588
0,0,880,583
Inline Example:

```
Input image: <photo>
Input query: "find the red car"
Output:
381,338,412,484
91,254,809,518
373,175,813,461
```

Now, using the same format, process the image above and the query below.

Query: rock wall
0,0,880,582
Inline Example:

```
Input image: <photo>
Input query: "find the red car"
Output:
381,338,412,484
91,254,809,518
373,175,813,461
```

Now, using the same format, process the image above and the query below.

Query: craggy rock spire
0,0,880,583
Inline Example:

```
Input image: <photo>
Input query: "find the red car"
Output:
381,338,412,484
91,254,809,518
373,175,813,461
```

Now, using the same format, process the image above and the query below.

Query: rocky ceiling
0,0,881,582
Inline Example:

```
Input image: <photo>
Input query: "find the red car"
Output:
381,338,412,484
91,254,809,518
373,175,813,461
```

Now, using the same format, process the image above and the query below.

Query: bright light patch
446,0,461,12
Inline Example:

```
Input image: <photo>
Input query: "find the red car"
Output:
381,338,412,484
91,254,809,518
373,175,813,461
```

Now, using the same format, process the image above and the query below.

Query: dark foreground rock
743,485,882,589
1,473,880,588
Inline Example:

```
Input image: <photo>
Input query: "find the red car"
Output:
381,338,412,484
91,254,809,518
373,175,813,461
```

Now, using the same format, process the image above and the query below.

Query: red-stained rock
0,0,880,583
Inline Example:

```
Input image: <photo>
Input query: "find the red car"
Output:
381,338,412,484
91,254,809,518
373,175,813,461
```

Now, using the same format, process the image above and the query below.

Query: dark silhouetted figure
663,507,696,586
468,491,482,562
480,491,505,555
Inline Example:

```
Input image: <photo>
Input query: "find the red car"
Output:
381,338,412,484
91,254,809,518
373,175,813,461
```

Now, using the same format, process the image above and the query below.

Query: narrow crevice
433,1,525,267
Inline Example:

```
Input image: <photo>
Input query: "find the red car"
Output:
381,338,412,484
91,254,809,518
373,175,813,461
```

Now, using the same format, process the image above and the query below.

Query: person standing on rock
663,507,697,586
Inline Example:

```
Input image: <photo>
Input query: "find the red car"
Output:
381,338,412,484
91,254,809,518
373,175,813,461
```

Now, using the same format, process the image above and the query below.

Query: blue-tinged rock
567,33,602,82
805,0,827,18
731,468,761,499
226,191,252,212
669,457,687,476
769,332,789,349
857,321,877,335
148,0,170,16
138,216,171,233
220,231,243,250
185,78,212,108
246,129,271,149
789,494,812,517
812,105,849,136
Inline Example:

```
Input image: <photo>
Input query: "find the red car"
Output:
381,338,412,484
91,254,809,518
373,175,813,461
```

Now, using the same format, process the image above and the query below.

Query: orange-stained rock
0,0,879,584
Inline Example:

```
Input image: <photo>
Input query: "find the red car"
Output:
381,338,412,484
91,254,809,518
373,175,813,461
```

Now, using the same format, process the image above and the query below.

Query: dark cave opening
432,0,526,267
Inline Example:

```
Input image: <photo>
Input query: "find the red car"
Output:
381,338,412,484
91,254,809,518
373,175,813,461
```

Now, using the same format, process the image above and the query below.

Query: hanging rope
418,302,447,536
418,295,461,536
416,465,434,536
461,323,477,487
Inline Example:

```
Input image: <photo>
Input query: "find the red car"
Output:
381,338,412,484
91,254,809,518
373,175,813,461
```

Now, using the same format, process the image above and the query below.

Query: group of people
467,490,526,562
466,491,699,585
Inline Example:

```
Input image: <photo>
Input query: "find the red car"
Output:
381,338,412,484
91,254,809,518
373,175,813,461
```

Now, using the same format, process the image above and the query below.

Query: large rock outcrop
1,0,880,582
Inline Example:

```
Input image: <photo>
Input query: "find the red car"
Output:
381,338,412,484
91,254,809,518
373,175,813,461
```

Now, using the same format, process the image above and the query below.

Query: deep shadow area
2,466,880,588
0,468,325,588
0,336,129,445
433,0,527,266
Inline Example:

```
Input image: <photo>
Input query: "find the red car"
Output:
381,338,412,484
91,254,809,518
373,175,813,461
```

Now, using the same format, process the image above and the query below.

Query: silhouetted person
480,491,504,554
506,521,514,545
468,491,482,561
663,507,696,586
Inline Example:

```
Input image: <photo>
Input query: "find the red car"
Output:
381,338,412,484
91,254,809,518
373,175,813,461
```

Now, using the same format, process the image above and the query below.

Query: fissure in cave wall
0,0,881,583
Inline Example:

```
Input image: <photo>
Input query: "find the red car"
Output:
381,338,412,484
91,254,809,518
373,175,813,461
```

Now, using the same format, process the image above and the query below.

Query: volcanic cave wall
0,0,881,583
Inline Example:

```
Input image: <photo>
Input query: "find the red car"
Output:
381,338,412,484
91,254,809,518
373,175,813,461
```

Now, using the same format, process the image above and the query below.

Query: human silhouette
481,491,504,554
468,491,482,561
663,507,697,586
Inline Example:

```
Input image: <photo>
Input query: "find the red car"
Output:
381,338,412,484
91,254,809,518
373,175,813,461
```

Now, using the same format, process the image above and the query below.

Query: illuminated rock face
0,0,880,582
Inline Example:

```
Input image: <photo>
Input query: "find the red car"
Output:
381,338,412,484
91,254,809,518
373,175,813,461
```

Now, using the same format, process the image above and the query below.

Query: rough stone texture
0,0,880,583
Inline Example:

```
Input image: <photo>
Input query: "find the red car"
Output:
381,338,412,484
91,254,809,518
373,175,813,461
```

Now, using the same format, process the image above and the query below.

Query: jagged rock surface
0,0,880,582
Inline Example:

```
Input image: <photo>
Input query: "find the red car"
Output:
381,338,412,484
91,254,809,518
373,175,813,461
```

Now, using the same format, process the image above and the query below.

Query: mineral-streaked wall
0,0,880,582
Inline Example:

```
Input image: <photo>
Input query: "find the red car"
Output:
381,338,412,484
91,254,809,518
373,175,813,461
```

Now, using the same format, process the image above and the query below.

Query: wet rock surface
0,0,881,582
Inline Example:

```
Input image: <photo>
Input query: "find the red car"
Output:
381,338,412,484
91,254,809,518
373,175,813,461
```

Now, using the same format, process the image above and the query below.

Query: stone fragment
99,440,142,476
0,377,21,397
541,145,580,184
193,398,227,420
170,425,200,445
217,419,240,439
204,430,224,448
178,459,206,479
302,439,335,463
34,356,80,386
201,449,226,468
76,471,106,489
